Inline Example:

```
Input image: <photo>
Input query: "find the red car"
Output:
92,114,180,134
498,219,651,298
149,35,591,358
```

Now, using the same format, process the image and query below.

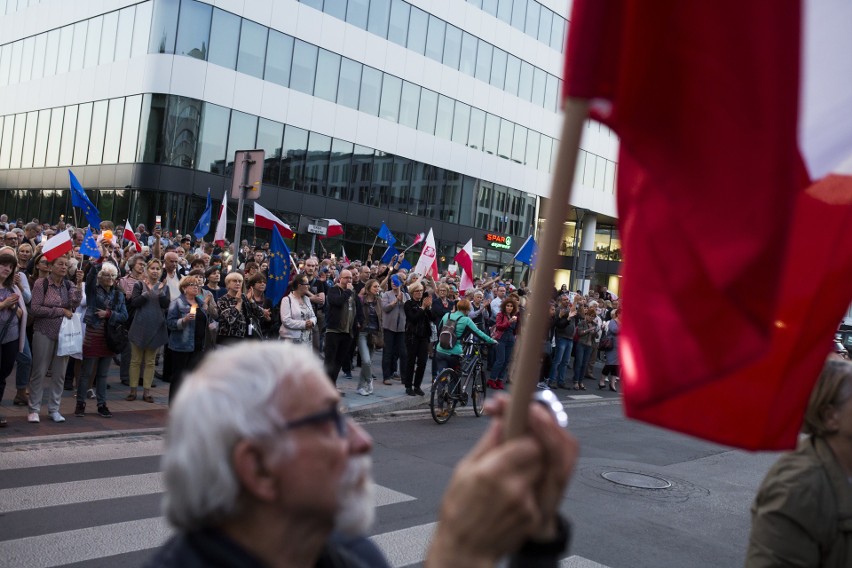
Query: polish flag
341,246,350,265
42,230,73,261
319,219,344,239
564,0,852,450
254,203,295,239
122,224,142,253
414,228,438,279
411,232,425,246
454,239,475,292
213,197,228,247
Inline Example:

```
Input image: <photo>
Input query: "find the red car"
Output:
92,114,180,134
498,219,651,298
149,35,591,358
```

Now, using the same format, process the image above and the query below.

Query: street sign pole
230,149,265,273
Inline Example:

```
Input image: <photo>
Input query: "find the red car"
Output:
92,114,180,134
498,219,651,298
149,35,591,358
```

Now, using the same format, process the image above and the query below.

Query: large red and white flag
414,229,439,279
122,224,142,253
454,239,475,292
213,197,227,247
42,230,73,261
254,203,295,239
564,0,852,450
318,219,344,239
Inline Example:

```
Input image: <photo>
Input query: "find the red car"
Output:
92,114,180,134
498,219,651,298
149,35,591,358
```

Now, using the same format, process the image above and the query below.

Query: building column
575,212,597,295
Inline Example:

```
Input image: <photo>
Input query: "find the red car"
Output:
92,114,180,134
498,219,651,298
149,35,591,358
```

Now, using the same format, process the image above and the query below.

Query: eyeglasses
278,403,349,438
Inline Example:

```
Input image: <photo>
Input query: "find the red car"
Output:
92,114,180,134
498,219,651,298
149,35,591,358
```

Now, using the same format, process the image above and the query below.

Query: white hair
162,342,323,530
97,262,118,279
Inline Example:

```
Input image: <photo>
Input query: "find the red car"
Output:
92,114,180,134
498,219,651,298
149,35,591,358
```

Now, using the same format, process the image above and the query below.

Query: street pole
231,155,253,274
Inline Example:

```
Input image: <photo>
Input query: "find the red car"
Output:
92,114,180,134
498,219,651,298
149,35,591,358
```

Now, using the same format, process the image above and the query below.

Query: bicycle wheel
430,369,457,424
472,366,486,417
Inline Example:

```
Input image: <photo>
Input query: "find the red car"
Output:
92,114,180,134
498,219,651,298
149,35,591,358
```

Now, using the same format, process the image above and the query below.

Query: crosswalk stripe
0,439,165,470
560,555,612,567
370,521,437,568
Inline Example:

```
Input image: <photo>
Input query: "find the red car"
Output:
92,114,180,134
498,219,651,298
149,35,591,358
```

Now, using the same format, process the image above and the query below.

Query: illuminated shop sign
485,233,512,250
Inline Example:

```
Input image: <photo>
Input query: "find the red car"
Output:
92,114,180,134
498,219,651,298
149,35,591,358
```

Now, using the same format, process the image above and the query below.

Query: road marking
0,439,165,470
567,394,604,400
560,555,612,567
370,521,437,568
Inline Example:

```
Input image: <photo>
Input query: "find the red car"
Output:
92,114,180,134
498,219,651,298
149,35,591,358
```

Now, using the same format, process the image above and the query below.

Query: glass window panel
73,103,92,165
314,49,340,103
359,66,382,116
518,61,533,101
329,138,353,199
417,89,438,134
524,0,539,36
398,80,420,129
31,33,45,80
69,21,87,72
119,94,142,163
469,0,483,8
531,67,546,106
45,107,64,167
281,125,309,191
161,95,202,166
511,0,525,29
511,124,526,163
594,154,606,190
483,113,499,155
56,26,73,75
256,118,284,184
459,31,477,76
386,155,410,210
605,161,616,193
497,0,512,23
84,16,102,67
387,0,409,47
497,119,513,159
0,44,11,86
290,40,318,95
323,0,346,19
149,0,178,54
338,58,362,110
225,110,258,174
351,145,374,204
482,0,498,17
378,73,401,122
87,100,108,165
451,101,470,144
538,7,552,43
407,6,428,55
550,15,564,51
115,7,134,61
131,1,153,57
237,19,267,78
0,116,12,169
538,135,552,172
305,132,331,195
468,107,485,150
442,24,461,69
176,0,212,60
367,0,390,37
525,129,540,169
8,41,22,84
58,105,77,166
265,30,293,86
490,47,507,89
435,95,454,140
20,111,38,168
346,0,369,29
99,10,118,64
544,74,558,112
102,98,124,163
458,175,476,226
46,30,61,77
424,15,445,62
196,103,230,174
140,93,165,163
20,36,33,82
207,8,240,69
32,109,50,167
504,54,520,97
302,0,323,9
474,40,492,82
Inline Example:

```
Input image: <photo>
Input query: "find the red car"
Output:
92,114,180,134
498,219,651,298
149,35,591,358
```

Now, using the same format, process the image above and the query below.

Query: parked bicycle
430,338,489,424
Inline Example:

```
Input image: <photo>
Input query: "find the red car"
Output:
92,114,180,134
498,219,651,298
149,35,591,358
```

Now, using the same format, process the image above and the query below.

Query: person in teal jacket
434,298,497,375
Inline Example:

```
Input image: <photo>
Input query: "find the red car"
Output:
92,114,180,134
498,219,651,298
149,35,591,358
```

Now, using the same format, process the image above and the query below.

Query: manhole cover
601,471,672,489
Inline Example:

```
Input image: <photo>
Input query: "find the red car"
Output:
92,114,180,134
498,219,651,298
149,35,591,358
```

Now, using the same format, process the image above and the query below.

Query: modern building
0,0,621,293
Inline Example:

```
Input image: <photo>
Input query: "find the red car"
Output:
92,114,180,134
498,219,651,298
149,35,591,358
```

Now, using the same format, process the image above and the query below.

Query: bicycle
430,338,489,425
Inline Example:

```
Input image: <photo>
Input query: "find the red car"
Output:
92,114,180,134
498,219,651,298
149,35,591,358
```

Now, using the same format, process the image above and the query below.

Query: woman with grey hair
75,261,128,418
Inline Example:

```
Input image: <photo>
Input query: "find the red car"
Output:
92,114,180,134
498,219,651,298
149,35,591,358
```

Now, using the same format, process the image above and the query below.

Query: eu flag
192,189,212,240
380,245,399,264
377,223,396,246
514,235,538,267
68,170,102,228
79,227,101,259
267,224,291,306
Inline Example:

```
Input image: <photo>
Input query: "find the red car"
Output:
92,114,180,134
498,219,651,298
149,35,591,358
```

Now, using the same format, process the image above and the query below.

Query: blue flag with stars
192,189,213,240
377,223,396,247
514,235,538,267
68,170,102,228
80,227,101,259
267,224,291,306
380,245,399,264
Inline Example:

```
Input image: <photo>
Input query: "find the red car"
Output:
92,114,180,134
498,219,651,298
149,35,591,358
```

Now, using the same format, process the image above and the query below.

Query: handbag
371,329,384,349
104,290,129,353
57,314,83,357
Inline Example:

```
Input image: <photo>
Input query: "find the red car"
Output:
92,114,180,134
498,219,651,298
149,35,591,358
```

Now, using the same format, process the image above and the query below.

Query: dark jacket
326,285,364,336
404,298,434,339
128,280,170,349
554,309,578,340
83,263,128,330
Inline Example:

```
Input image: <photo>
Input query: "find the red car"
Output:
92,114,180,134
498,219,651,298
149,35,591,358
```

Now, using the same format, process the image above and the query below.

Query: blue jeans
79,356,112,406
549,337,573,386
491,335,515,381
573,343,593,384
15,335,32,389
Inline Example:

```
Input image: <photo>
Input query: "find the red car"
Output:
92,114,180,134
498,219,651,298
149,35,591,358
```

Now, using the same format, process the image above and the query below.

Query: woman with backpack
434,298,497,375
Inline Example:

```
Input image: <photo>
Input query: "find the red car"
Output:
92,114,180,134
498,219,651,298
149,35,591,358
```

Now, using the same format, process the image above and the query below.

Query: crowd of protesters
0,213,622,426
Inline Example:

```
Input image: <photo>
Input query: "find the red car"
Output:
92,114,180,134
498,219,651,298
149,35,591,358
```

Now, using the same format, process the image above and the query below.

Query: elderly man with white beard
148,342,578,568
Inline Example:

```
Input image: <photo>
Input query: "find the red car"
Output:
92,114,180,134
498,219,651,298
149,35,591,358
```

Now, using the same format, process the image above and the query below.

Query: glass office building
0,0,620,287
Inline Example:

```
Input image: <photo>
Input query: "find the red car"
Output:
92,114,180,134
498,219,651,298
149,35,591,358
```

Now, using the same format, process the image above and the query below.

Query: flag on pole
68,170,102,228
79,227,100,259
377,223,396,246
192,189,213,241
253,202,295,239
454,239,475,292
411,232,425,246
213,197,228,247
341,245,350,265
122,224,142,253
513,235,538,267
42,230,73,261
319,219,344,239
266,223,291,307
563,0,852,450
414,228,438,279
381,245,399,264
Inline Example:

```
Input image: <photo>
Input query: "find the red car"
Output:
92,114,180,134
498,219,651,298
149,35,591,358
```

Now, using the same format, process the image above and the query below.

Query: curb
0,427,166,448
347,394,430,418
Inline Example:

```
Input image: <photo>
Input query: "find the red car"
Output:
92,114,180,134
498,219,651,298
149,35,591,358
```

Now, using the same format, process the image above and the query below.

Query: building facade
0,0,621,291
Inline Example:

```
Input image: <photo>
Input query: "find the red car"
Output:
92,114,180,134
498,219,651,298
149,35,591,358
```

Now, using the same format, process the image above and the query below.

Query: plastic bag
57,314,83,358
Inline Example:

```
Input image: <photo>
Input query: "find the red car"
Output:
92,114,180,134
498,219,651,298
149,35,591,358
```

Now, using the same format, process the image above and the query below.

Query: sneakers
27,412,40,423
75,401,86,417
86,388,95,400
49,412,66,423
537,381,551,390
97,404,112,418
356,387,369,396
366,380,374,395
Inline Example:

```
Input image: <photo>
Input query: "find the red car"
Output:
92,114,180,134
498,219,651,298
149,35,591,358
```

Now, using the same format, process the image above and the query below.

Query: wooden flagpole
504,98,590,440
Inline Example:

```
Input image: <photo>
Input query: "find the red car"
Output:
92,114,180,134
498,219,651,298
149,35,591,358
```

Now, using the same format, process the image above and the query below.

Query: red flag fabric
122,225,142,253
318,219,344,239
253,202,295,239
564,0,852,450
42,230,73,261
454,239,474,292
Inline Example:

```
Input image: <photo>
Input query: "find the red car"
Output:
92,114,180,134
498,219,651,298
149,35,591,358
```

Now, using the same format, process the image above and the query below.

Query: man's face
359,267,370,282
164,253,178,272
338,270,353,288
497,286,506,298
305,259,318,277
254,252,264,264
560,296,570,308
3,233,18,247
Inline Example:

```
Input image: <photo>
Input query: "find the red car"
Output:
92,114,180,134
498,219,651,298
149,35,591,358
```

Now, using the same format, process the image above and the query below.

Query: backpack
439,312,462,350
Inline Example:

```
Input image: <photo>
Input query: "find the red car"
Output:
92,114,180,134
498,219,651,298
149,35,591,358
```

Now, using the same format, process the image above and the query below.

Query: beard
333,455,376,536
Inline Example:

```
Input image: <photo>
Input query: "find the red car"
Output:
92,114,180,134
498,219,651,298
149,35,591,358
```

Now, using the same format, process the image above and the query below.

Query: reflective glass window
518,61,533,101
504,54,520,96
281,125,309,191
551,17,565,51
45,107,64,167
468,107,485,150
511,0,526,29
379,73,401,122
338,58,362,110
256,117,284,184
100,10,118,64
497,0,512,23
531,67,546,106
56,26,72,74
73,103,92,165
103,98,124,164
524,0,539,37
0,115,13,168
490,48,507,89
398,80,420,129
346,0,369,29
58,105,77,166
483,113,499,155
474,40,492,83
20,36,33,82
176,0,212,60
305,132,331,195
119,94,142,163
538,134,552,172
32,109,50,167
435,95,454,140
207,8,240,69
31,33,45,80
302,0,323,9
290,40,318,95
323,0,346,19
314,49,341,103
20,111,37,168
388,155,411,210
511,124,526,163
424,15,445,62
538,8,553,43
265,31,293,87
0,44,11,85
442,24,461,69
84,16,102,67
367,0,391,37
196,103,230,174
387,0,409,47
87,100,109,165
451,102,470,144
544,74,558,112
459,31,477,76
149,0,178,54
237,19,267,78
370,151,392,208
594,154,607,190
163,96,202,167
225,110,258,174
329,138,354,199
132,1,153,58
115,7,134,61
417,89,438,134
605,161,616,193
407,6,428,55
352,145,374,204
525,129,540,169
140,93,165,163
497,119,513,159
359,66,382,116
8,41,22,85
458,176,476,226
482,0,498,17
